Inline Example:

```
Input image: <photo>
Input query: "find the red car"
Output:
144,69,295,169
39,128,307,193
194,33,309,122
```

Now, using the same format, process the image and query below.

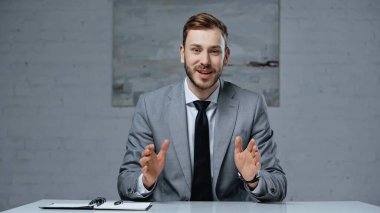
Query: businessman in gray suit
118,12,286,202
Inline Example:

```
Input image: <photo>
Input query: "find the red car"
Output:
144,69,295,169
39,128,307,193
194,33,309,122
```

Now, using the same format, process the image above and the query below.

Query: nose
200,51,210,67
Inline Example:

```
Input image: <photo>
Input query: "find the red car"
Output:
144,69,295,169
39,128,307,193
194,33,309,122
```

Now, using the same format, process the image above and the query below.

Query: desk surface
3,199,380,213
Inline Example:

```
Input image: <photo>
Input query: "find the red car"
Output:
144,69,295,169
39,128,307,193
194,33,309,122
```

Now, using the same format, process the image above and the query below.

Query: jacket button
270,188,276,194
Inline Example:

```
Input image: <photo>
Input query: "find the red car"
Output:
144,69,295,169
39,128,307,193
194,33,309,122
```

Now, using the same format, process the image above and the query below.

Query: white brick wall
0,0,379,211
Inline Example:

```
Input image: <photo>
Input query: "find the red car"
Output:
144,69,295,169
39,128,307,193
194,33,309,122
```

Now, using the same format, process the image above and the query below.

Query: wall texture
0,0,379,211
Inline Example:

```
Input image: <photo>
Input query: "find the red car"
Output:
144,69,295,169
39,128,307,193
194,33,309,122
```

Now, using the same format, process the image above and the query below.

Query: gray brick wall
276,0,380,205
0,0,132,210
0,0,379,211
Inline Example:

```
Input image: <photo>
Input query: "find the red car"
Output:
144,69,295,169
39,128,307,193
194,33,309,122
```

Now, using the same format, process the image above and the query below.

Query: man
118,12,286,202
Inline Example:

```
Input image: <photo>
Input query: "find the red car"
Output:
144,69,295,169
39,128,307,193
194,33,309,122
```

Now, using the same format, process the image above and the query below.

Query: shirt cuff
136,174,154,195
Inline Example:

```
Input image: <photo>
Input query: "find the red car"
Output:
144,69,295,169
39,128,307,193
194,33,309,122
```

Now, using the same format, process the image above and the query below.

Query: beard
183,59,222,91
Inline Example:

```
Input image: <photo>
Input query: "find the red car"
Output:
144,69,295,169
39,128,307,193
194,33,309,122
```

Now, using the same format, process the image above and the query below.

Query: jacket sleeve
248,94,287,202
117,95,156,200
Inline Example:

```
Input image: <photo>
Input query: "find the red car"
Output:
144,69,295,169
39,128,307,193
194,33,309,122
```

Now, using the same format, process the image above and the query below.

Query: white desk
3,199,380,213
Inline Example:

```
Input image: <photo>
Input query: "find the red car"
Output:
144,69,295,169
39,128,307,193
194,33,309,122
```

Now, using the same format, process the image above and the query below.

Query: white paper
95,201,151,210
40,202,93,209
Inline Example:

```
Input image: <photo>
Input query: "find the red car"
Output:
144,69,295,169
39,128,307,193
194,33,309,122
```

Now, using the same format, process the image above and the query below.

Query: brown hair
183,12,228,48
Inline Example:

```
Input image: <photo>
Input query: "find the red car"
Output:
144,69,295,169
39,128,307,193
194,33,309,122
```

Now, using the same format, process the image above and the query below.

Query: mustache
195,65,215,72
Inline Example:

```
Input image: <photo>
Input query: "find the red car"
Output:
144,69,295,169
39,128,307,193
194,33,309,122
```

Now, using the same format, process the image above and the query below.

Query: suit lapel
167,82,192,190
213,80,239,183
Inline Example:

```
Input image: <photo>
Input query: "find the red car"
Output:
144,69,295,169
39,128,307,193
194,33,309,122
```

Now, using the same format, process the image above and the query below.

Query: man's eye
210,50,221,55
192,48,201,53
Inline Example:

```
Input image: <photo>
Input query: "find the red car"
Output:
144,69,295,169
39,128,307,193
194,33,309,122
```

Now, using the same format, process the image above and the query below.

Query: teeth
198,70,211,74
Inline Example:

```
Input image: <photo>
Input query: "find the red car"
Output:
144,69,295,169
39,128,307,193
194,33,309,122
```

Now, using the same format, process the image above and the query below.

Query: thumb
158,139,170,158
234,136,243,155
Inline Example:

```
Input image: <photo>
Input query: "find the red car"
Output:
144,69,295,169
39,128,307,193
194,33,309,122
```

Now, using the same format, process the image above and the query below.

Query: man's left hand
234,136,261,189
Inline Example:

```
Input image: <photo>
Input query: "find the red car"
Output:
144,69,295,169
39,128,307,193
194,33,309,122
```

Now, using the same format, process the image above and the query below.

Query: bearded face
180,29,229,95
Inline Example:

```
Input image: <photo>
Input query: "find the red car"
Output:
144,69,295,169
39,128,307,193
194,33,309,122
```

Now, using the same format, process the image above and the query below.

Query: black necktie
191,100,212,201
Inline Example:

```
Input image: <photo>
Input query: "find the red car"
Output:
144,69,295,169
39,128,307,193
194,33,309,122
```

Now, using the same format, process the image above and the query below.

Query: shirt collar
184,77,220,105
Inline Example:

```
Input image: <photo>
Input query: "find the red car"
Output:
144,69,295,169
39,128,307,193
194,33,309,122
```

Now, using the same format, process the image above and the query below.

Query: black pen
89,197,106,206
114,200,124,205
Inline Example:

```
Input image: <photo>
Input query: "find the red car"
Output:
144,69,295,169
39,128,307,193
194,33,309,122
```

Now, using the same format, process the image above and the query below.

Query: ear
180,45,185,64
223,47,230,66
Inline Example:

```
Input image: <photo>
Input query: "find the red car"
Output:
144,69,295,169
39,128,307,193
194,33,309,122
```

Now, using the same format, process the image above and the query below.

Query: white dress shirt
184,77,219,176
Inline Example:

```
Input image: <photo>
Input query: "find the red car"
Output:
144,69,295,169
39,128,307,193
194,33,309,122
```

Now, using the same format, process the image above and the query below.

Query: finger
139,157,147,167
145,144,155,152
252,139,259,153
158,139,170,158
252,144,258,152
246,139,255,153
142,148,152,157
255,151,261,161
255,162,261,170
139,156,151,167
251,137,256,145
253,152,261,164
234,136,243,155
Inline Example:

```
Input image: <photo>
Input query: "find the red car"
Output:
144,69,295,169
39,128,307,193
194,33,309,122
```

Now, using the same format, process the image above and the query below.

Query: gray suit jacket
118,80,286,202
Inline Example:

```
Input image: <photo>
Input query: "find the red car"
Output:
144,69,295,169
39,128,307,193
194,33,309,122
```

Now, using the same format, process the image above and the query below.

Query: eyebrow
188,44,222,49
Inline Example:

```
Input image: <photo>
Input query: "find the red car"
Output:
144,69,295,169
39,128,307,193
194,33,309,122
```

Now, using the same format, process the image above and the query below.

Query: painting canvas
113,0,279,107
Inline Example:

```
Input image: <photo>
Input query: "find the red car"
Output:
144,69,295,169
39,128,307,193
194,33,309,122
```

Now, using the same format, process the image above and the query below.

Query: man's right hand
139,139,170,190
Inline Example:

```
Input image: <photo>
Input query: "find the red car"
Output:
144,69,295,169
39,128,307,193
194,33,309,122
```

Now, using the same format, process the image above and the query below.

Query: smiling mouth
196,66,214,74
197,69,212,74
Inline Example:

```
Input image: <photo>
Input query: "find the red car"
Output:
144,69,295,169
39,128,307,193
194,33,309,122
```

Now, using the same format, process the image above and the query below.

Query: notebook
39,197,152,211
